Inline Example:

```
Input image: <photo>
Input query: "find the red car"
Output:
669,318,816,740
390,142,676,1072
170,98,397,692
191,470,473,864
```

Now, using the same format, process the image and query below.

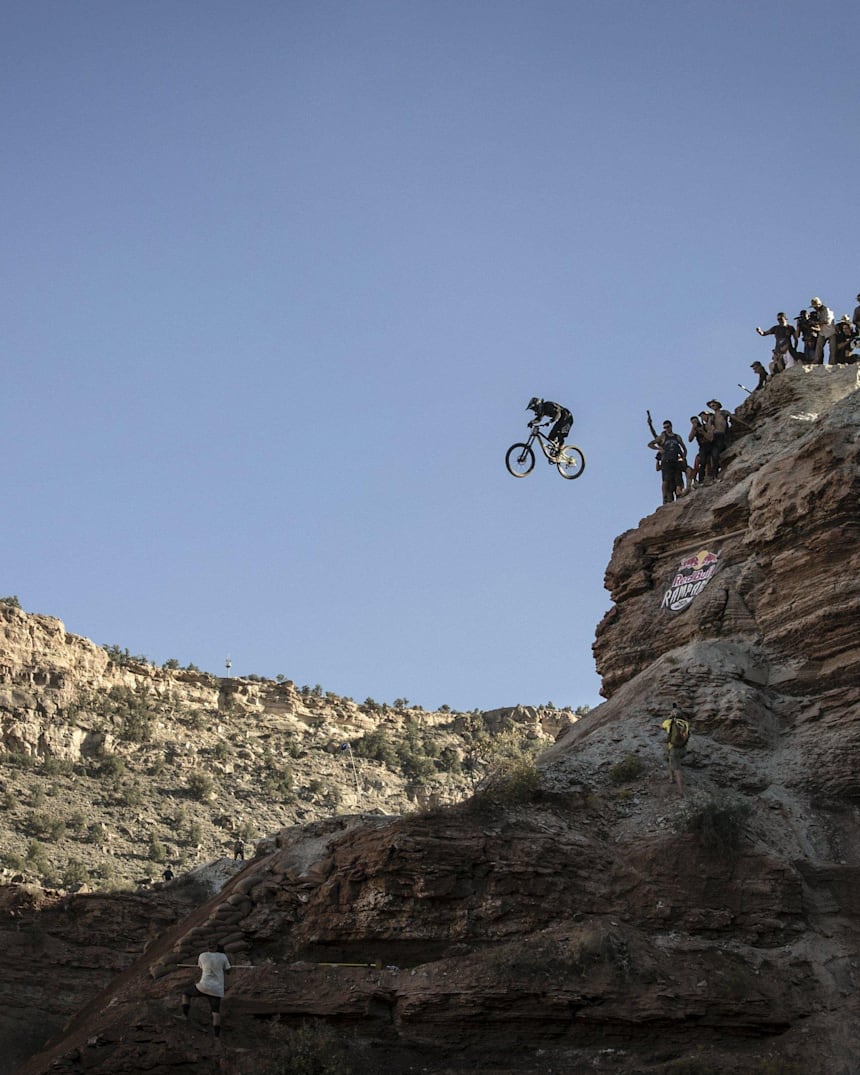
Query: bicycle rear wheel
556,446,586,480
505,443,535,477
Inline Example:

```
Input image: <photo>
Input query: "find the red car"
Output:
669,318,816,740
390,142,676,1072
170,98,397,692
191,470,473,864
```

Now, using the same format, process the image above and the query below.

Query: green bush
100,753,126,781
262,1019,353,1075
187,771,215,801
28,811,67,840
148,836,168,863
62,858,89,888
609,754,644,784
677,795,751,856
0,595,22,608
87,822,106,844
118,782,143,807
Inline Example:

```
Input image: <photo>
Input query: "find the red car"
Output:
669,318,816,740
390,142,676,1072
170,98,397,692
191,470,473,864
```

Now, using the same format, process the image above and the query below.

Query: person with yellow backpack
661,704,690,795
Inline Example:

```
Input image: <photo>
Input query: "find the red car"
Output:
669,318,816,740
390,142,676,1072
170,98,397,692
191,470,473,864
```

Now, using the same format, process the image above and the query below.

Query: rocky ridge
8,364,860,1075
0,608,575,892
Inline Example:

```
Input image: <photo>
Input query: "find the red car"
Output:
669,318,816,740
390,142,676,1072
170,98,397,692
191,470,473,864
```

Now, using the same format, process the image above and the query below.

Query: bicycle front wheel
556,446,586,480
505,443,535,477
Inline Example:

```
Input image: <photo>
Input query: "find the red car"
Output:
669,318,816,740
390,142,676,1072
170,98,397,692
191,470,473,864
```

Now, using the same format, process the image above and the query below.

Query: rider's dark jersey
535,400,571,423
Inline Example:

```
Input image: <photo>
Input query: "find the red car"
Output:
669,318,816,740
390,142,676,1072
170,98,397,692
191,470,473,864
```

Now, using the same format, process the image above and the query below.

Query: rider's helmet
526,397,542,413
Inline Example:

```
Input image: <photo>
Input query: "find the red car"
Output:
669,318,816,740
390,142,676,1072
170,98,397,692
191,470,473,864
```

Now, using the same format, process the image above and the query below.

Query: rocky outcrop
594,365,860,701
9,365,860,1074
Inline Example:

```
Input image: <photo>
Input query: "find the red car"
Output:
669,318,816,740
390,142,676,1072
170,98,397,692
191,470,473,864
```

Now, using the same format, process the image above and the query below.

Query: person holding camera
831,315,857,364
688,413,713,485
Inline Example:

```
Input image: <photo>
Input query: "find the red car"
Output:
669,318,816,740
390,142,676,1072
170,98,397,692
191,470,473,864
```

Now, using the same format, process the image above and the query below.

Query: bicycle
505,420,586,480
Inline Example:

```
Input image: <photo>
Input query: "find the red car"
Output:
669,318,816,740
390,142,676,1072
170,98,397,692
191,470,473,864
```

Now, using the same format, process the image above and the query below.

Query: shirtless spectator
810,297,835,364
688,413,712,486
750,361,769,390
647,420,687,504
706,399,730,480
795,308,818,362
831,315,857,364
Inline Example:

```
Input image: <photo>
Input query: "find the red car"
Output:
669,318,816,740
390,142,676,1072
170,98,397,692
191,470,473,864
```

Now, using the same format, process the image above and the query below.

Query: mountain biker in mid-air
526,397,573,455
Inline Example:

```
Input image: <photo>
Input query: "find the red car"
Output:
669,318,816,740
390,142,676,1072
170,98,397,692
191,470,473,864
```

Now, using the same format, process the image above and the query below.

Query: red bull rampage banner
661,549,720,611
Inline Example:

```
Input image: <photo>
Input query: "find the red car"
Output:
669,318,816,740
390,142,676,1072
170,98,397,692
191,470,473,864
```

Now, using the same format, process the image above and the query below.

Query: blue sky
3,1,858,711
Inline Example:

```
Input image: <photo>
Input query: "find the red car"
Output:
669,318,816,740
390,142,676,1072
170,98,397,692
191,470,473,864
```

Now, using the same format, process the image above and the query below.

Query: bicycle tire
505,443,535,477
556,446,586,480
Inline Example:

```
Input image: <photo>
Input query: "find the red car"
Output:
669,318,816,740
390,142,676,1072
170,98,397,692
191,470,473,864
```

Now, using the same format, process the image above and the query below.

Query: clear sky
3,1,858,711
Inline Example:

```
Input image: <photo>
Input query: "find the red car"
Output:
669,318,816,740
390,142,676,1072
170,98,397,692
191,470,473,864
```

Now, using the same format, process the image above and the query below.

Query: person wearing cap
705,400,730,480
809,297,835,364
831,315,857,364
750,361,769,390
755,312,798,371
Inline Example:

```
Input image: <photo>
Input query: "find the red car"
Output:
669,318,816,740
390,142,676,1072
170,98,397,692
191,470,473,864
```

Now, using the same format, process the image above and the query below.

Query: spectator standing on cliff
233,839,245,861
647,420,687,504
795,308,818,362
810,297,835,364
688,414,712,485
756,312,797,371
853,293,860,334
831,315,857,364
182,942,231,1037
705,400,730,480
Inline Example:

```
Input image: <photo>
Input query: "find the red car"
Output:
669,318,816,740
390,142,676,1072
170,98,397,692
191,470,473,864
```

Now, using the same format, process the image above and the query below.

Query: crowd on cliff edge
647,289,860,506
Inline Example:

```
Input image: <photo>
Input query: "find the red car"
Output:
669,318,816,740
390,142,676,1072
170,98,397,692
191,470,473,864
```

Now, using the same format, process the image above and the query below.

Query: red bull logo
661,549,720,612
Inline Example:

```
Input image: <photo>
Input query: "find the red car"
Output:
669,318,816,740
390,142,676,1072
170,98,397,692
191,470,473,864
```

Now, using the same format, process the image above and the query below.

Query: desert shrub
99,753,126,781
263,764,294,800
1,788,17,811
86,822,106,844
437,746,462,774
118,782,143,807
471,754,541,809
26,839,50,873
212,740,230,762
187,771,215,801
677,794,751,856
29,785,46,807
352,729,398,769
187,820,204,846
2,850,26,871
28,811,67,840
262,1019,353,1075
0,595,22,608
2,751,36,770
61,858,89,888
43,756,74,776
609,754,644,784
237,819,256,842
148,835,168,863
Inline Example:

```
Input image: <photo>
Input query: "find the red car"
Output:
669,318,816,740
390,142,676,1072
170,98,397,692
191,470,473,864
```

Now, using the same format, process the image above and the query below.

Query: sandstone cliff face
9,365,860,1075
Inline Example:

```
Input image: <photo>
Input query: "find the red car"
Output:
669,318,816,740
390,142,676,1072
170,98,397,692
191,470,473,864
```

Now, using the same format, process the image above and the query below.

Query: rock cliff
9,365,860,1075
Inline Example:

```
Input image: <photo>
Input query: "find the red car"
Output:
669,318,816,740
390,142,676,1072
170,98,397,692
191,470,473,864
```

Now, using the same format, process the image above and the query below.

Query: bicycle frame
505,420,586,481
526,421,559,459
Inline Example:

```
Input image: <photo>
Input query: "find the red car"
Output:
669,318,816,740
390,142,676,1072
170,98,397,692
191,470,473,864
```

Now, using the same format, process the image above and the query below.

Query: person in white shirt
181,942,231,1037
810,297,835,364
